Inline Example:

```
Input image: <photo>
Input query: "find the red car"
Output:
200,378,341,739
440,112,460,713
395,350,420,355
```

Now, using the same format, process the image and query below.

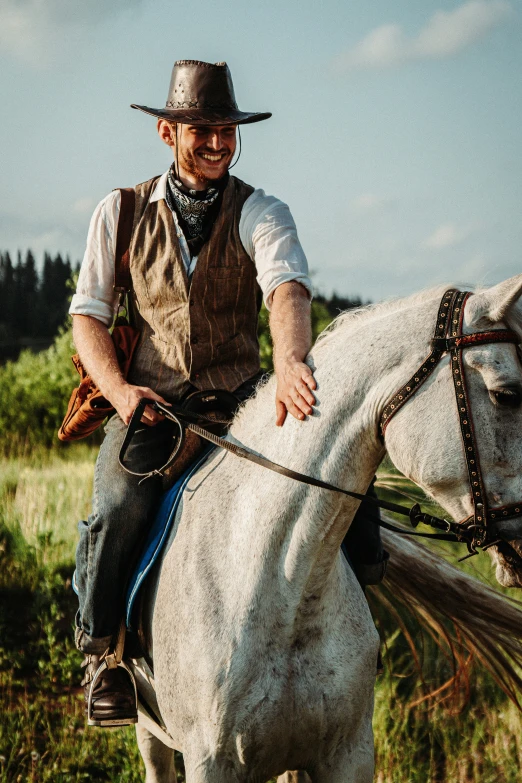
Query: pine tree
39,252,72,336
0,252,16,341
24,250,39,335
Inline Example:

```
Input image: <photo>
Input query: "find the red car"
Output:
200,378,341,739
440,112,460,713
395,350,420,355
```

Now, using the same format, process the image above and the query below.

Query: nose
208,132,222,150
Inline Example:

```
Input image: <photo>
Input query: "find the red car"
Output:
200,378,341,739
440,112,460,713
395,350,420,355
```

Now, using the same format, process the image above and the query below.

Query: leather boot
81,653,138,727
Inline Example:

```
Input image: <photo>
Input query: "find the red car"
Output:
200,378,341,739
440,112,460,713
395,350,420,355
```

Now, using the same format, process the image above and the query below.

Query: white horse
132,274,522,783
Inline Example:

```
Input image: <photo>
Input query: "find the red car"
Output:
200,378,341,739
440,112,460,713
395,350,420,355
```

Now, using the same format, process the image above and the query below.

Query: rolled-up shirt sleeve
239,189,312,309
69,190,121,327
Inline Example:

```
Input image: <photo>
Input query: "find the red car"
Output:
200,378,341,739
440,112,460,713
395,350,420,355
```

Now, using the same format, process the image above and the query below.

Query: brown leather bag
58,188,139,442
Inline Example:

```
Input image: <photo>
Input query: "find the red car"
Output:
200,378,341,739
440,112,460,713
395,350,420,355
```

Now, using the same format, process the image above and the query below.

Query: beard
178,146,231,183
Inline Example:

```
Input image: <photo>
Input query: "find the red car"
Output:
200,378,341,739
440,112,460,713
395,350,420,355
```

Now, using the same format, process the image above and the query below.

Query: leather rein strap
121,288,521,556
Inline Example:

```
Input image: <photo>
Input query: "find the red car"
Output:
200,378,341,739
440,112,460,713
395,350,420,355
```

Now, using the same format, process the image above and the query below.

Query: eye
489,387,522,408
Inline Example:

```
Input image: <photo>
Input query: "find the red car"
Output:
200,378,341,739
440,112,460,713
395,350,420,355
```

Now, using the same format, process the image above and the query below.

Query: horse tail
370,522,522,708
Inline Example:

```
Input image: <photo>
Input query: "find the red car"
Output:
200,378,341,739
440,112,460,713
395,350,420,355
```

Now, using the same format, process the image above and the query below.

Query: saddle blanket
125,447,214,630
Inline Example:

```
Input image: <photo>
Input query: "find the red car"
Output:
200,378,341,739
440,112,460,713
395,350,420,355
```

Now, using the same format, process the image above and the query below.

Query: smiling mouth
199,152,227,162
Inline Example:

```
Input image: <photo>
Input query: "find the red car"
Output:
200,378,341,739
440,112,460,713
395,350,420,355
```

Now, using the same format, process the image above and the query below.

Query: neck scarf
165,165,228,256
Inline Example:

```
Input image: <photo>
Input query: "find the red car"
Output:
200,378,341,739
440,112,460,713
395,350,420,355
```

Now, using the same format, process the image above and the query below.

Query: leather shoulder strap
114,187,135,293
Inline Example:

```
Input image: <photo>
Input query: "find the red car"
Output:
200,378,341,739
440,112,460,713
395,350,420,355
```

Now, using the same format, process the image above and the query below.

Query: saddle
119,388,240,490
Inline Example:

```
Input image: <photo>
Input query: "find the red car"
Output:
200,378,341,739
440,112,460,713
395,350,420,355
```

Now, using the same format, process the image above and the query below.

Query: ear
157,119,176,148
467,274,522,329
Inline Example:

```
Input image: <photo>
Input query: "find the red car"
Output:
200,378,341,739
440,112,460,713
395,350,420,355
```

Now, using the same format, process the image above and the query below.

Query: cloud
72,197,96,216
421,222,473,250
335,0,512,72
350,193,394,214
0,0,142,64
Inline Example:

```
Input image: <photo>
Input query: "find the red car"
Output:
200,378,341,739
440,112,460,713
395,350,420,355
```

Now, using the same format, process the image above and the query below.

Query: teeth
201,153,223,161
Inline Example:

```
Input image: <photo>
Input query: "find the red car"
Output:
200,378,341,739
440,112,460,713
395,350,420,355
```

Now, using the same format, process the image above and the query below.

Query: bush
0,326,78,452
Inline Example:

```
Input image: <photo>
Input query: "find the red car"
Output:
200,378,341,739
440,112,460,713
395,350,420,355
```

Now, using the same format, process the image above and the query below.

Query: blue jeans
75,414,176,652
74,374,266,653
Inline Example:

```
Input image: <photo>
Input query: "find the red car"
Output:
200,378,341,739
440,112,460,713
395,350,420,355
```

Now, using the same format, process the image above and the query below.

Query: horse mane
314,278,519,349
314,283,462,347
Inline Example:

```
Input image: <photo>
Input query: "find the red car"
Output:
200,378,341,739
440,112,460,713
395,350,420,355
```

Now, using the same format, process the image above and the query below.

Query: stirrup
87,659,138,727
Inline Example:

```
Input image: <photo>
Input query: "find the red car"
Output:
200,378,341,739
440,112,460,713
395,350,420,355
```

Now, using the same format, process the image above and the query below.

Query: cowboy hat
131,60,271,126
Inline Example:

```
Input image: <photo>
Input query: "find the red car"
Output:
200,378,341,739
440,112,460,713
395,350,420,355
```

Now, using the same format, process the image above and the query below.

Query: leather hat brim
131,104,271,126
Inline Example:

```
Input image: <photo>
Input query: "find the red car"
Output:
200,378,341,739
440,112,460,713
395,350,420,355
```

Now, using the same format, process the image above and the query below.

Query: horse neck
230,288,443,602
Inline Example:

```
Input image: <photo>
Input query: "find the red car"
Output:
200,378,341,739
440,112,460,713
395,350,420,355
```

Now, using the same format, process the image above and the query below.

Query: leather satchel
58,188,139,442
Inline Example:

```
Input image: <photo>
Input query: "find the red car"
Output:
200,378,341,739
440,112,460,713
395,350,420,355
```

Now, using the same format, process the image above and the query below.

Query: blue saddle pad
125,447,214,630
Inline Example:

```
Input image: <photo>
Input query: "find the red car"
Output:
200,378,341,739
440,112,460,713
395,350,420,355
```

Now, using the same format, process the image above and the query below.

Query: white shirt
69,171,312,327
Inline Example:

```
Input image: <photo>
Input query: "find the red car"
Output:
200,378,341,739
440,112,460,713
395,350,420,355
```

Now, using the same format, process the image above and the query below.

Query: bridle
380,288,522,555
121,289,522,559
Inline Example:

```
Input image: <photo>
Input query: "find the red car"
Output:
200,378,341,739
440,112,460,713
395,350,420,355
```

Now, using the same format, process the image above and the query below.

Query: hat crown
166,60,238,113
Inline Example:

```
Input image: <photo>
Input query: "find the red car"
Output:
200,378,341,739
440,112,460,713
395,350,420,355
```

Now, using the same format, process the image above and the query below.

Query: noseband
381,289,522,555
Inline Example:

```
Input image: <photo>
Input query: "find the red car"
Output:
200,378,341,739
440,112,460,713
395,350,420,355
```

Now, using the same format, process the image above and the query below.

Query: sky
0,0,520,302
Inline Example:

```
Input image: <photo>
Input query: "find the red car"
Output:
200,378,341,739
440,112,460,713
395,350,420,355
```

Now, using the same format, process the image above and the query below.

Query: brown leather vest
126,175,261,399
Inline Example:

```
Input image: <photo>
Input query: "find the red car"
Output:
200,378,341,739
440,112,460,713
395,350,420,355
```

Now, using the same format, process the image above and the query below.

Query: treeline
0,250,78,344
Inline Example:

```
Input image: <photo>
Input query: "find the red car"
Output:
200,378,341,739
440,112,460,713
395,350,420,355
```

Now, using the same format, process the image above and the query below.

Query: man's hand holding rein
71,314,169,426
270,281,316,426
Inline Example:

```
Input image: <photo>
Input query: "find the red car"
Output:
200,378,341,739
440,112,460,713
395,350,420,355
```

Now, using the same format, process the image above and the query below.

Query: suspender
113,187,136,300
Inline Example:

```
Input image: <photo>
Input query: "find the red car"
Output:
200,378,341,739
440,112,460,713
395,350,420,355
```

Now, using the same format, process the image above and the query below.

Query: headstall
122,289,522,559
380,288,522,556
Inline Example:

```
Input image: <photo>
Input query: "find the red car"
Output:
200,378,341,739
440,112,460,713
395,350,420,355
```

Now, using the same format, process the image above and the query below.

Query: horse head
384,274,522,587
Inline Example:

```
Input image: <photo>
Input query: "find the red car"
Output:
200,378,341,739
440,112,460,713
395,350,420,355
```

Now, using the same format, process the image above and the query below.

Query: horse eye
490,388,522,408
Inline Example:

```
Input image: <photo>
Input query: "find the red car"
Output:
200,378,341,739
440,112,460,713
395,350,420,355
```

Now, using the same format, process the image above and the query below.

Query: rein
121,289,521,559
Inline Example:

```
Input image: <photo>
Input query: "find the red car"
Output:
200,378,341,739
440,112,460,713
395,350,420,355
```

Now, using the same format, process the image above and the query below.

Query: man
69,60,317,726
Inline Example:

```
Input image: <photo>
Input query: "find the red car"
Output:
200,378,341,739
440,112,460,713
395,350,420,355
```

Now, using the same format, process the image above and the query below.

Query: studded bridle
380,288,522,554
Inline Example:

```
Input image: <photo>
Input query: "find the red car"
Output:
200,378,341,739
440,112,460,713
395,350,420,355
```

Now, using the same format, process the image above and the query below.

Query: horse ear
467,274,522,327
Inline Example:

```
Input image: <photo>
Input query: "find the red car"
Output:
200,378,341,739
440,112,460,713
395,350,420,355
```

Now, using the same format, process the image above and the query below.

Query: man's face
176,124,237,184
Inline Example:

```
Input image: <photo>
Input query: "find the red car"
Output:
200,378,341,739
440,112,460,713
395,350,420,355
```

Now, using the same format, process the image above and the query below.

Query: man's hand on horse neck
72,315,169,426
270,281,316,426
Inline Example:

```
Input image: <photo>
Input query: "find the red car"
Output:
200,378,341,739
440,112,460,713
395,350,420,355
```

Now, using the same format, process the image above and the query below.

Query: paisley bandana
165,165,227,256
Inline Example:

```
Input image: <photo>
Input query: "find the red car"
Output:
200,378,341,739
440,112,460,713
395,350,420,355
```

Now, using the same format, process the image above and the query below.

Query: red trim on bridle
456,331,518,348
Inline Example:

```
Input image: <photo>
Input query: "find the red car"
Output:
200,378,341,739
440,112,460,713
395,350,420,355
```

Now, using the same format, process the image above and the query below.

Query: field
1,447,522,782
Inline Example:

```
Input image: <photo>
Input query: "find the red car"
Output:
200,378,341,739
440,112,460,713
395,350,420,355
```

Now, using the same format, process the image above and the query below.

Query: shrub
0,326,77,451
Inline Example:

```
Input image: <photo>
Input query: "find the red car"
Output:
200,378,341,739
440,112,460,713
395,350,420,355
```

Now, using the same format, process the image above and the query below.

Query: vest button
191,337,198,345
190,299,195,306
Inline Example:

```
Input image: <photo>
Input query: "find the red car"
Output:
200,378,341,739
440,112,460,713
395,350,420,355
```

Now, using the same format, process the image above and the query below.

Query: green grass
1,449,522,781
